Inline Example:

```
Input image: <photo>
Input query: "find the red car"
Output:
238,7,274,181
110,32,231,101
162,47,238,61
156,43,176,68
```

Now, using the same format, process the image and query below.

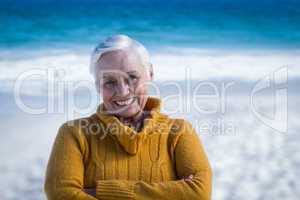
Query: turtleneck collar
96,97,162,155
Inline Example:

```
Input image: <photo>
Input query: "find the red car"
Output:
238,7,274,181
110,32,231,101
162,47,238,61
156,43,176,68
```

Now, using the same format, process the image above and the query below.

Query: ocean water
0,0,300,200
1,0,300,49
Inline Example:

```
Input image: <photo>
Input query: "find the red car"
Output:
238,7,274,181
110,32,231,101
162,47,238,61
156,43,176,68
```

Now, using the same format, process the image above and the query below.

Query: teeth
115,98,134,106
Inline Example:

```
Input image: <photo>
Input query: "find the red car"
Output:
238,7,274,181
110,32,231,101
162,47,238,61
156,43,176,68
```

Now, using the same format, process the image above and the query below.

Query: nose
116,79,130,96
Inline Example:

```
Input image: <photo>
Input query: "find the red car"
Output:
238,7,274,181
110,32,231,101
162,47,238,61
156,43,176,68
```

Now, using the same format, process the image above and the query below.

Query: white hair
90,34,151,79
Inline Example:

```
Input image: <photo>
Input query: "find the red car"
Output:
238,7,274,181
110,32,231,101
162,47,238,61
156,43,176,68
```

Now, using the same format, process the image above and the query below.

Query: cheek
134,80,149,95
134,81,149,105
101,88,114,103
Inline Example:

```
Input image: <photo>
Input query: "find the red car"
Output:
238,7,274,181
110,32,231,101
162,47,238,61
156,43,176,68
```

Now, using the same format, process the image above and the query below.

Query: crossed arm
83,174,194,197
44,122,212,200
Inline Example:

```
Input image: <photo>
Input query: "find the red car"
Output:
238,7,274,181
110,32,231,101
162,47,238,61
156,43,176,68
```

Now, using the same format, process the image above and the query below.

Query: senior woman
44,35,212,200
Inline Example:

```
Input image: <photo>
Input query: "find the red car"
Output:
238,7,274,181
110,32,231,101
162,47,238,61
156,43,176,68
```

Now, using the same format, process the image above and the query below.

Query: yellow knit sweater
44,97,212,200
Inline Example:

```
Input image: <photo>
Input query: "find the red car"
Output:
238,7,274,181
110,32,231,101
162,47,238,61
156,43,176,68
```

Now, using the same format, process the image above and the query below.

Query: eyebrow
126,70,139,74
102,71,139,78
102,75,115,80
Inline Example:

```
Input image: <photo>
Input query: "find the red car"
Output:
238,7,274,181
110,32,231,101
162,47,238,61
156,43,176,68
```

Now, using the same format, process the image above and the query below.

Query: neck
117,110,150,132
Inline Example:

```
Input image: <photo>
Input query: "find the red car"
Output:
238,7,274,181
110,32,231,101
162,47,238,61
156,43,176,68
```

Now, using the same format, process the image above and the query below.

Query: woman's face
95,50,153,118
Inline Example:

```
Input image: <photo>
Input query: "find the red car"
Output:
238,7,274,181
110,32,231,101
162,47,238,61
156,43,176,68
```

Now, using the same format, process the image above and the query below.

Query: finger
184,175,193,181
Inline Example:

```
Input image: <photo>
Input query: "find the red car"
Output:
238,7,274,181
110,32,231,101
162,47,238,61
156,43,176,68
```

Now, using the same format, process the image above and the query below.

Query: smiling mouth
113,97,136,107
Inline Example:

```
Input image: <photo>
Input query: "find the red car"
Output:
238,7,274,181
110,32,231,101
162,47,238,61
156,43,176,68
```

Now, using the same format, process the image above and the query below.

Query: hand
181,174,193,181
83,188,96,197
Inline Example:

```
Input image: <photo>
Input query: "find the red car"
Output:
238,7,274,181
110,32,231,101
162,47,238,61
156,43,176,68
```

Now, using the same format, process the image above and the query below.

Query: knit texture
44,97,212,200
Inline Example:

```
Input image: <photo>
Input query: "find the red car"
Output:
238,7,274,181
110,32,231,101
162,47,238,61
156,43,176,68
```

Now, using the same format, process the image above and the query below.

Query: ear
148,63,154,81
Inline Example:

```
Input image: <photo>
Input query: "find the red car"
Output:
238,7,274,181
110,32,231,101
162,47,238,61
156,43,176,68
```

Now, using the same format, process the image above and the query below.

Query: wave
0,47,299,95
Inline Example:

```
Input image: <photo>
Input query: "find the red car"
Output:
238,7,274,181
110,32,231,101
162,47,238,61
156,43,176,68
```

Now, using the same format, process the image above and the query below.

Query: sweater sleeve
44,123,97,200
95,121,213,200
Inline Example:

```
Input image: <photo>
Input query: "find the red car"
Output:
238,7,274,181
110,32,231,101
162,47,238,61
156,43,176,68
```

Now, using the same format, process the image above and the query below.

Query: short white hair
90,34,151,79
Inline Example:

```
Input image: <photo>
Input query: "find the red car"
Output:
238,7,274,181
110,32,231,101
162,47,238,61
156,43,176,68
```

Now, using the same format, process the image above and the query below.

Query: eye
103,80,116,88
129,74,139,82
